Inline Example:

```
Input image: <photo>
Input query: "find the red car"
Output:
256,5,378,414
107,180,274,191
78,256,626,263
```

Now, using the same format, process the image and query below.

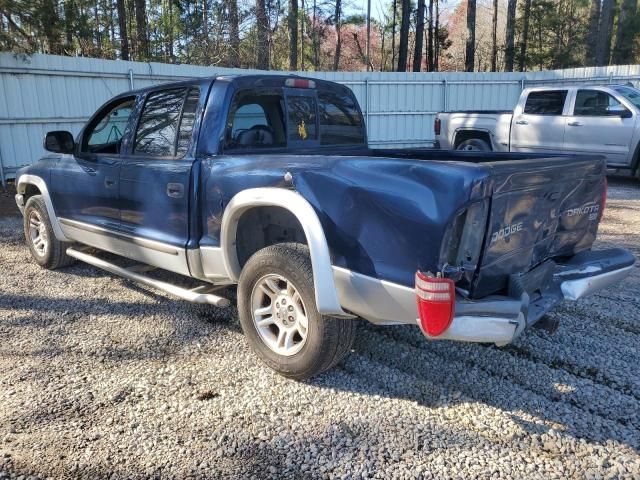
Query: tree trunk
413,0,425,71
491,0,498,71
288,0,298,69
256,0,270,69
612,0,637,65
518,0,531,71
134,0,149,60
64,0,74,52
434,0,439,71
504,0,517,71
116,0,129,60
391,0,397,70
333,0,341,71
585,0,600,66
427,0,434,71
397,0,410,71
464,0,476,72
228,0,240,66
595,0,615,66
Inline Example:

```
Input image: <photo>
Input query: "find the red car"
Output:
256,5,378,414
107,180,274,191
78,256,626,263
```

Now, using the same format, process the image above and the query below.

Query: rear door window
318,90,365,145
523,90,568,115
134,86,200,157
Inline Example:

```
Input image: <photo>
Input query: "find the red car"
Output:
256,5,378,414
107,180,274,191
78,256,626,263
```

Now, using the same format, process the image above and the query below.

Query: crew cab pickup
435,84,640,178
15,75,635,379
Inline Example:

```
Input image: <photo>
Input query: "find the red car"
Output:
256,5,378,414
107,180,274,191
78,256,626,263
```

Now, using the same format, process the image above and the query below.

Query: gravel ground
0,178,639,479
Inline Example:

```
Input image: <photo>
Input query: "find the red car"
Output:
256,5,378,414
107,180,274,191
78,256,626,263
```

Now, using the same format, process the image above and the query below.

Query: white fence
2,52,640,185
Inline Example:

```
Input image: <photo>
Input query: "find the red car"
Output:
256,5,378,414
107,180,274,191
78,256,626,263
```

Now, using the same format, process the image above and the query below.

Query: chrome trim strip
422,314,522,346
59,220,191,276
16,174,69,241
58,218,179,255
560,265,634,301
221,188,346,316
66,248,230,307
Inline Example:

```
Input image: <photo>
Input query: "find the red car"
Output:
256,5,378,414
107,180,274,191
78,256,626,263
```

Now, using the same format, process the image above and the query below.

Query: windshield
613,86,640,109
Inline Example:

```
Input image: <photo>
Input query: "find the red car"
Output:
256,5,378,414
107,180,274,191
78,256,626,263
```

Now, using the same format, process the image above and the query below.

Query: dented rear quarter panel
199,154,492,288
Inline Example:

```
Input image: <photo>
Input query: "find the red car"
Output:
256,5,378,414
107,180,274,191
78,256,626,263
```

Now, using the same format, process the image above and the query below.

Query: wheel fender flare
220,187,347,317
17,174,69,242
454,128,493,148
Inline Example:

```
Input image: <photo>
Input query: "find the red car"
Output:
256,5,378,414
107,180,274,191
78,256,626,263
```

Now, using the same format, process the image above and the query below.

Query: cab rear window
224,86,365,150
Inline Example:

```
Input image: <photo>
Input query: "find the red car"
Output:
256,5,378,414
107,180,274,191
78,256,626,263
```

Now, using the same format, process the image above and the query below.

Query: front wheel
23,195,75,269
456,138,491,151
237,243,357,380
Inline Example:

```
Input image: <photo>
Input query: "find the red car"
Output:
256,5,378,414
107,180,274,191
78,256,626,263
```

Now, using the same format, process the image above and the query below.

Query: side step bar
66,248,231,307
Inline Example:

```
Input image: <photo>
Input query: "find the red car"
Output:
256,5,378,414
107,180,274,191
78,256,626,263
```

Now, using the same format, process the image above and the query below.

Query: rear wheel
456,138,491,151
237,243,357,380
23,195,75,269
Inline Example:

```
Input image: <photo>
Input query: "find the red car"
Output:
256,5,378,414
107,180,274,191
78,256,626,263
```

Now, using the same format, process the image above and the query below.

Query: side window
318,90,365,145
287,95,318,142
134,87,199,158
225,90,286,149
574,90,625,116
523,90,567,115
82,98,134,154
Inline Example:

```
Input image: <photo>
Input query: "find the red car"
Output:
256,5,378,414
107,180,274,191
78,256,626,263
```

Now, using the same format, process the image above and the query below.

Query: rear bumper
333,248,635,346
425,247,635,345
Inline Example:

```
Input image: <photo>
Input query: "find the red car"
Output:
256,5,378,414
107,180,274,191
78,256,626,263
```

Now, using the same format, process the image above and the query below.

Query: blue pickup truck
15,75,635,379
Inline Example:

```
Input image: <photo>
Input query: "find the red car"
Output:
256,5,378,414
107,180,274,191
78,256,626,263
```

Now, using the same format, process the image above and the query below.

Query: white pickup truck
434,84,640,178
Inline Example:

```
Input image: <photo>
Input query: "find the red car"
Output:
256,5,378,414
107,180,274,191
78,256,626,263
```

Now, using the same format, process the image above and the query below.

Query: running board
66,248,231,307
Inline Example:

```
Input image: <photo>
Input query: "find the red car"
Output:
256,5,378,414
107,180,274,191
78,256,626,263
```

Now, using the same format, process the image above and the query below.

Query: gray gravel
1,178,639,479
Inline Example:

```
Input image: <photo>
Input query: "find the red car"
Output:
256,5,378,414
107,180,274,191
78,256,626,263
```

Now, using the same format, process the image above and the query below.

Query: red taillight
599,177,607,221
434,117,441,136
415,271,455,337
285,78,316,89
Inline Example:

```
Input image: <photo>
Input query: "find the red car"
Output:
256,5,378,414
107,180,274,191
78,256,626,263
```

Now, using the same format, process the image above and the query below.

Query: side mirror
44,131,75,154
606,106,632,118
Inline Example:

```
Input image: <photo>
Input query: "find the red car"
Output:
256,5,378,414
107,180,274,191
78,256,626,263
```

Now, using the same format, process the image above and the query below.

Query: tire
237,243,357,380
23,195,75,270
456,138,491,151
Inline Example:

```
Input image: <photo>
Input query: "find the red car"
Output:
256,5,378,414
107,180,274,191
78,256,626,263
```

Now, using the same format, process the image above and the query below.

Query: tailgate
471,155,606,298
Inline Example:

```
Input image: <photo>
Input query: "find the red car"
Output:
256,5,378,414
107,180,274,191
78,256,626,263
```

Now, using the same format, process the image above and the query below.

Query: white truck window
574,90,624,116
523,90,567,115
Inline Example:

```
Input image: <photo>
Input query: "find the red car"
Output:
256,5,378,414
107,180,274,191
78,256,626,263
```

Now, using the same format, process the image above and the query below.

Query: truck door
117,85,202,276
563,88,636,167
51,95,136,231
510,89,568,153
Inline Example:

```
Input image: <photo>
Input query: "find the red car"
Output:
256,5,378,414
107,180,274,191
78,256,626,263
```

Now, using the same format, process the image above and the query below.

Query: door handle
166,183,184,198
567,121,583,127
515,120,528,125
104,177,116,188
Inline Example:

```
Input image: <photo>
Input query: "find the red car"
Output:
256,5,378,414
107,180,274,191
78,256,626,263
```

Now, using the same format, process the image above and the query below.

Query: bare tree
612,0,637,65
391,0,397,69
333,0,341,70
434,0,439,71
465,0,476,71
518,0,531,71
595,0,615,66
491,0,498,71
504,0,516,71
413,0,425,71
256,0,270,69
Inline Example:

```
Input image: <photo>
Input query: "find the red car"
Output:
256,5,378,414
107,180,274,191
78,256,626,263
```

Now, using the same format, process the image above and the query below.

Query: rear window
318,90,365,145
524,90,567,115
224,85,365,150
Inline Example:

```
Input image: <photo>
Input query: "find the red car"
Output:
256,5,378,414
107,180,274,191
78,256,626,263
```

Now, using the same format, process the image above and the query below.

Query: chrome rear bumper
333,248,635,346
